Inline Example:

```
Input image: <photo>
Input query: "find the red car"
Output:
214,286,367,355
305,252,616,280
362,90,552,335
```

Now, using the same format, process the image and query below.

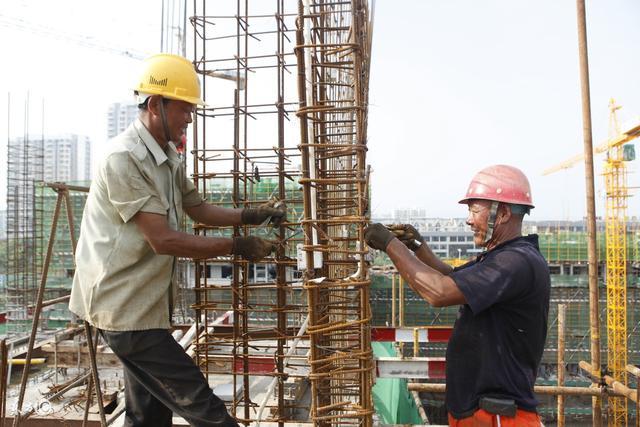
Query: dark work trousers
99,329,239,427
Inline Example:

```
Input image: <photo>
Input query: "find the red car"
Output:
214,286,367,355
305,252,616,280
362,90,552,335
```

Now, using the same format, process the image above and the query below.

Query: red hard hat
459,164,534,208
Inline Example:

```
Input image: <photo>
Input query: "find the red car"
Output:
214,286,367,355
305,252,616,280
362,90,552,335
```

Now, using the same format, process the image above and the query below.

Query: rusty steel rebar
295,0,374,425
190,2,373,424
83,323,106,427
191,2,307,425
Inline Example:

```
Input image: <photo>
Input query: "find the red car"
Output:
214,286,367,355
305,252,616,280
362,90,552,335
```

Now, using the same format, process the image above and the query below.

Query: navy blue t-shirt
445,234,550,419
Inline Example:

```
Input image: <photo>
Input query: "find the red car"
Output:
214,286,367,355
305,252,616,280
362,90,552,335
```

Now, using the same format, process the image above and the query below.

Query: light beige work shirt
69,119,202,331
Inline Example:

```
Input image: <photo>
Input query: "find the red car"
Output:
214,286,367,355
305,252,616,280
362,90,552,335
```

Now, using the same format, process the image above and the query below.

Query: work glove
232,236,277,262
364,223,396,251
241,199,287,227
387,223,424,252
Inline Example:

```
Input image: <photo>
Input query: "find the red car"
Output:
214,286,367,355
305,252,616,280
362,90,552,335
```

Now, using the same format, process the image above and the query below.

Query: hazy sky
367,1,640,220
1,1,639,221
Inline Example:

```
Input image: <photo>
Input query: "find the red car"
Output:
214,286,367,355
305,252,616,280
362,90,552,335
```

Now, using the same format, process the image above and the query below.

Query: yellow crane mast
544,99,640,426
604,99,630,426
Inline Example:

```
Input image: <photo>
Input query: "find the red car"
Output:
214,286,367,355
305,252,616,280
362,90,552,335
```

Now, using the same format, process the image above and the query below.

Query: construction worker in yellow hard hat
70,54,285,427
364,165,550,427
133,53,205,146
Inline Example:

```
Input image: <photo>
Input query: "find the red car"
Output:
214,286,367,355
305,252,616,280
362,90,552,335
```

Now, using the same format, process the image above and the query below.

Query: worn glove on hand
232,236,277,262
364,223,395,251
387,223,424,252
241,200,287,227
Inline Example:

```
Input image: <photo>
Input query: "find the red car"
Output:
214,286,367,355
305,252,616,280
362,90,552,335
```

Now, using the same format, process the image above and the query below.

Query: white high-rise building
107,102,138,139
42,135,92,182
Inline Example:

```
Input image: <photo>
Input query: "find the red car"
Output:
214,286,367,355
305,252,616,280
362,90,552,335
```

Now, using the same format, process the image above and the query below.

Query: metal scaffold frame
5,94,45,338
295,0,374,425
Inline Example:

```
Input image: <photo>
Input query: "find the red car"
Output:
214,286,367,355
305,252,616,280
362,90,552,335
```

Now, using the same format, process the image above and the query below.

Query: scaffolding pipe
1,339,7,427
399,276,404,327
557,304,566,427
575,1,602,424
407,383,629,398
391,273,396,328
580,361,638,403
626,364,640,427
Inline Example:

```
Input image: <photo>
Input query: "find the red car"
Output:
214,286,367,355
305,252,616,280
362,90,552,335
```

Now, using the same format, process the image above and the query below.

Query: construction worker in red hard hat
70,54,286,427
364,165,550,427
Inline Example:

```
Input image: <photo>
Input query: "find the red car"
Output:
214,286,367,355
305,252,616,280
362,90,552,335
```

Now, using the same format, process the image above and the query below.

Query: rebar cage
190,0,373,425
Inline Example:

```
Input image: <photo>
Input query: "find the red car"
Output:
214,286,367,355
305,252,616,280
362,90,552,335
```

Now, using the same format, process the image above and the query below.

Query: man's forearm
386,239,464,307
152,229,234,259
186,203,244,227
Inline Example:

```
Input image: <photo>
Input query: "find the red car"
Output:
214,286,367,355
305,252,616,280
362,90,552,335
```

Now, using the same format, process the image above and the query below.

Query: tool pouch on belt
479,397,517,417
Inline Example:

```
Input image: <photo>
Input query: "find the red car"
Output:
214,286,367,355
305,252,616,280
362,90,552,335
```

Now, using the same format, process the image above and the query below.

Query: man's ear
498,203,512,224
146,95,162,117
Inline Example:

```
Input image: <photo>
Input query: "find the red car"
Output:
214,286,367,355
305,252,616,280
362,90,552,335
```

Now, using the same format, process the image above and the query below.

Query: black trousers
99,329,239,427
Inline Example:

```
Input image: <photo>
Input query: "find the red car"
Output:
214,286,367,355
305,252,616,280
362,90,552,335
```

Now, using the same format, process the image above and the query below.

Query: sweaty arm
134,211,233,258
184,202,243,227
386,239,466,307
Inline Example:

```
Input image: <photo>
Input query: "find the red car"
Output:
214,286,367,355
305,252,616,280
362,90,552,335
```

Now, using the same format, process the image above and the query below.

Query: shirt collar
133,118,180,166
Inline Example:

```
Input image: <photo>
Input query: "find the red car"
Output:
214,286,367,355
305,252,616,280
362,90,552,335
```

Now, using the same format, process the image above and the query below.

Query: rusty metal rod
13,191,63,427
27,294,70,309
44,182,89,193
83,323,107,426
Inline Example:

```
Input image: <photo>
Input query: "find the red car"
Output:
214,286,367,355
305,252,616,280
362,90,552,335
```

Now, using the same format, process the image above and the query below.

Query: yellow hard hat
134,54,205,106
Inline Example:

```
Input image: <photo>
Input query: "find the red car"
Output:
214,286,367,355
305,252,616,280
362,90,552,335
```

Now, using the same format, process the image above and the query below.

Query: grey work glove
387,223,424,252
241,200,287,227
232,236,277,262
364,223,396,251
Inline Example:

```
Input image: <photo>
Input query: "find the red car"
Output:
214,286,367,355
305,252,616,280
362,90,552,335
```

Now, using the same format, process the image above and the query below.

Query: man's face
465,199,493,247
163,99,195,143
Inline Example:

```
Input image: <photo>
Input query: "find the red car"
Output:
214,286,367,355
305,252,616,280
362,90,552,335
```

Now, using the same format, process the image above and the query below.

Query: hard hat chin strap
483,201,499,246
158,98,172,144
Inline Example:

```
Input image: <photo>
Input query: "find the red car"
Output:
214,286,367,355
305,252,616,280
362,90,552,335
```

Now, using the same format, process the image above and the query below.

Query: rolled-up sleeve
104,153,168,223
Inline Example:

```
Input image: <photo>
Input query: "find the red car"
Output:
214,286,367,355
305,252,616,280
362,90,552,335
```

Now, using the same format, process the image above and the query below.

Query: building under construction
3,1,640,427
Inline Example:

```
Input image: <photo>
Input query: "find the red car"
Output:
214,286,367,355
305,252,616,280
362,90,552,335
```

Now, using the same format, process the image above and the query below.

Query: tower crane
544,99,640,426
